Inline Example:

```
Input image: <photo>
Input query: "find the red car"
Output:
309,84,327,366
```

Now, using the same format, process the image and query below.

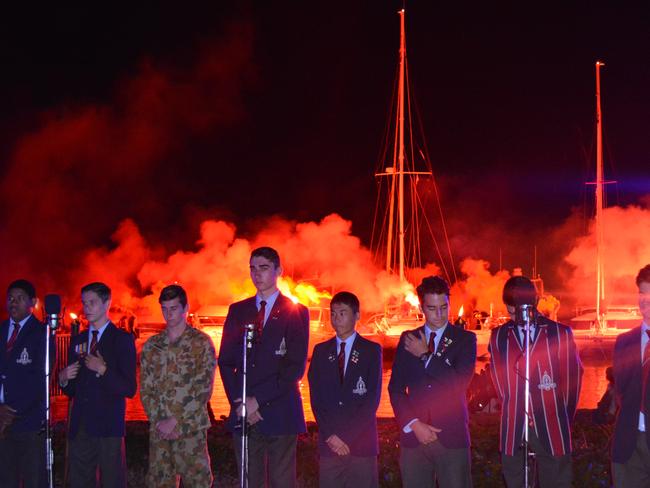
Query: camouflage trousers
147,429,213,488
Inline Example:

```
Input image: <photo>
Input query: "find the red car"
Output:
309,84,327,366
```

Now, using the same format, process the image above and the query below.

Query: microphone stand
45,313,59,488
519,304,536,488
239,323,255,488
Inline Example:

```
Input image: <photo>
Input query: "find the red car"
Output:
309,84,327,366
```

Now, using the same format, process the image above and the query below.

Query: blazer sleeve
339,343,382,444
488,329,506,401
218,304,243,405
307,346,336,440
99,332,137,398
558,326,583,420
388,332,418,429
253,304,309,406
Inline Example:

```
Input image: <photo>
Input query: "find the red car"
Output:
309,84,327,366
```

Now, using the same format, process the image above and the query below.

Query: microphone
44,294,62,331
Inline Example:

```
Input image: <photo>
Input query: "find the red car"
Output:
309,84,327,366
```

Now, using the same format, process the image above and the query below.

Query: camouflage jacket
140,326,216,435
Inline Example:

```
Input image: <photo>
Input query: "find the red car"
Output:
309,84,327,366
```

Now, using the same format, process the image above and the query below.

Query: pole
239,323,255,488
595,60,605,329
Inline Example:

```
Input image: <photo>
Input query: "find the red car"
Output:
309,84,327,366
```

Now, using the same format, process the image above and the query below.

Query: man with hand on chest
388,276,476,488
308,291,382,488
59,282,137,488
219,246,309,487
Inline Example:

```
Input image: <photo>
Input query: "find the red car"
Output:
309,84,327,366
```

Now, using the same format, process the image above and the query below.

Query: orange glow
70,312,78,320
458,305,464,318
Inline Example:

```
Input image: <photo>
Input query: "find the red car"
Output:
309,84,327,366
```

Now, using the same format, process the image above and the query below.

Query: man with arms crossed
388,276,476,488
219,246,309,487
612,264,650,486
140,284,216,487
489,276,582,488
0,279,52,487
59,282,137,488
308,291,382,487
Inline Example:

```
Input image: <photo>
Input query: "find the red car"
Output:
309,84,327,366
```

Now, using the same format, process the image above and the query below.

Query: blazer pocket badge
352,376,367,395
275,337,287,356
538,371,557,391
16,347,32,365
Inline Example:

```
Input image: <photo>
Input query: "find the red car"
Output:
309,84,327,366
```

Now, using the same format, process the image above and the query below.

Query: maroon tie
90,330,99,354
255,300,267,338
6,323,21,352
338,342,346,384
641,331,650,412
428,331,437,354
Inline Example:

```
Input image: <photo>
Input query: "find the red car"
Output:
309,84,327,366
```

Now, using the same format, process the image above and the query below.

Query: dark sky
0,1,648,290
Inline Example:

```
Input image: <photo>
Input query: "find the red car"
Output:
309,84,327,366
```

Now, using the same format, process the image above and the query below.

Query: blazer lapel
342,335,361,387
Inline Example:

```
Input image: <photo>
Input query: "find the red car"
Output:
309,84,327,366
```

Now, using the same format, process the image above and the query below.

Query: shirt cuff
403,418,419,433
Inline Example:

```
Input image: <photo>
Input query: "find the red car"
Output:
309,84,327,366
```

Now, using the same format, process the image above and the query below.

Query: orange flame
70,312,78,320
458,305,464,318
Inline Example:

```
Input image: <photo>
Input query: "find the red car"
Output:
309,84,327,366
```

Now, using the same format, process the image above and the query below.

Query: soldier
140,284,217,488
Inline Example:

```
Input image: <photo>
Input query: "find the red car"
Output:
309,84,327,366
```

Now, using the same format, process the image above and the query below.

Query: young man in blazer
388,276,476,488
612,264,650,486
59,282,137,488
308,291,382,488
0,279,52,488
489,276,582,488
219,247,309,487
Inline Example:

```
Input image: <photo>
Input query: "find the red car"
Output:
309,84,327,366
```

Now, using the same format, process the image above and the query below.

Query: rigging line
414,186,452,284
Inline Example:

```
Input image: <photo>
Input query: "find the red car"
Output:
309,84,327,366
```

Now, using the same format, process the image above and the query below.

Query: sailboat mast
397,9,407,282
595,60,605,324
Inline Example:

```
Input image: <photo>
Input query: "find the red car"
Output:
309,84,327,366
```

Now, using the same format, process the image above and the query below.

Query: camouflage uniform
140,326,217,488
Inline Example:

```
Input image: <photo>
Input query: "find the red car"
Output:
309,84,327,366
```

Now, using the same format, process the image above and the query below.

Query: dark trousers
68,425,127,488
612,431,650,487
501,431,572,488
0,429,46,488
233,427,297,488
320,454,378,488
400,440,472,488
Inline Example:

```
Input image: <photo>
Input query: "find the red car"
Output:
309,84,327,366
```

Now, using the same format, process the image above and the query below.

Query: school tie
641,331,650,412
338,342,346,384
89,330,99,355
6,323,21,352
256,300,267,338
428,331,437,354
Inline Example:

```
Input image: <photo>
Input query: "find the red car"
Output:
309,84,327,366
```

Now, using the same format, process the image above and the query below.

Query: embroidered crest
16,347,32,365
275,337,287,356
328,353,336,362
352,376,367,395
350,350,360,364
435,337,453,357
537,371,557,391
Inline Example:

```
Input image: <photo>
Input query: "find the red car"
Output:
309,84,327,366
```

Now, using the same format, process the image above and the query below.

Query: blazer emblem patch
538,371,557,391
275,337,287,356
16,347,32,365
352,376,367,395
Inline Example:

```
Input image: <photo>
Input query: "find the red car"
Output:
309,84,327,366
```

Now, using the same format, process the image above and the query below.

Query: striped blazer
488,315,583,456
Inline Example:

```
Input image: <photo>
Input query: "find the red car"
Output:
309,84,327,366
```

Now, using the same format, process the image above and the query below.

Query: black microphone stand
518,304,536,488
239,323,255,488
43,295,61,488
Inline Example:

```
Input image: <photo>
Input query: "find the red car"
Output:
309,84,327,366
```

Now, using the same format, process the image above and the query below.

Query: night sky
0,2,648,295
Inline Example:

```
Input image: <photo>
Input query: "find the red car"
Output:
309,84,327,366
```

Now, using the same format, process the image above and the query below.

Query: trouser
319,454,378,488
0,429,46,488
146,429,213,488
233,427,297,488
68,425,127,488
501,431,572,488
400,440,472,488
612,431,650,488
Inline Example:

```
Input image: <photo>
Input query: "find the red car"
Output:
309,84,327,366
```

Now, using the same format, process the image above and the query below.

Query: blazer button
338,401,344,406
427,384,432,389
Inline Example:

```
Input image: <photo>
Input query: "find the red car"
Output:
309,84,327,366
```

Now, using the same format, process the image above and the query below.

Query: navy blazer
0,315,54,433
61,322,136,438
219,293,309,436
613,325,649,463
388,323,477,449
308,333,382,457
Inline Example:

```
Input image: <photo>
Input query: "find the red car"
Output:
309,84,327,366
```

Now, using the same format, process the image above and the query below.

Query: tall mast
397,9,407,282
595,60,605,325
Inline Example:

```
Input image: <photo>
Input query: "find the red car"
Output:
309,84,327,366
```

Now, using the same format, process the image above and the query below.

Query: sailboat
367,9,457,347
571,61,642,333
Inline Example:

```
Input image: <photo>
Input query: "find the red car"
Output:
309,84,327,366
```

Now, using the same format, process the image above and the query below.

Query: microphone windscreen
44,294,62,315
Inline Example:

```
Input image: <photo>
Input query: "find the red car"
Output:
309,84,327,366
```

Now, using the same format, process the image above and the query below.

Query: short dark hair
636,265,650,288
81,282,111,303
159,284,188,308
330,291,360,315
416,276,450,303
250,246,281,268
502,276,537,307
7,279,36,299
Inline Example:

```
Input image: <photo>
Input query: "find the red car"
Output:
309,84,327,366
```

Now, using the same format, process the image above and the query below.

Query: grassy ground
52,410,613,487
